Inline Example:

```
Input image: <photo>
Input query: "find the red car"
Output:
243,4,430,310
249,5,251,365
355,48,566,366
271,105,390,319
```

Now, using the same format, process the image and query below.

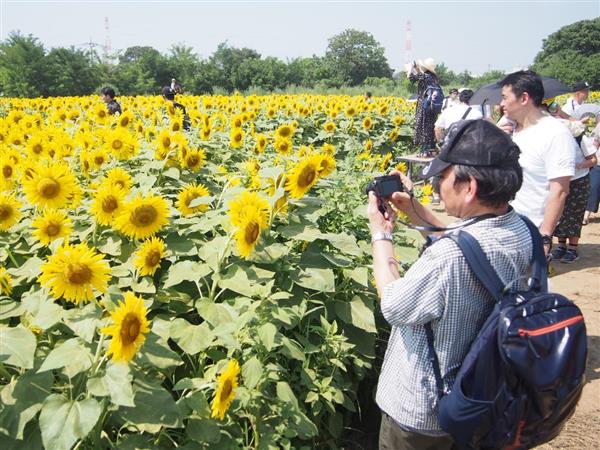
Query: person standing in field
434,89,483,143
100,86,121,115
407,58,441,156
562,81,590,116
499,70,577,257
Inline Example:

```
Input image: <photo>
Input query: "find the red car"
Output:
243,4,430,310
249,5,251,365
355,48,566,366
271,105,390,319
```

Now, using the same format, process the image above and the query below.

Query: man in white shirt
562,81,590,116
441,88,459,111
435,89,483,142
499,70,576,255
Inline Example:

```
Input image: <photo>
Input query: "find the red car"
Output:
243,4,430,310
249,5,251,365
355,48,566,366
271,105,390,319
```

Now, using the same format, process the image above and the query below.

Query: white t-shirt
442,97,460,111
511,115,576,227
434,104,483,129
561,96,583,116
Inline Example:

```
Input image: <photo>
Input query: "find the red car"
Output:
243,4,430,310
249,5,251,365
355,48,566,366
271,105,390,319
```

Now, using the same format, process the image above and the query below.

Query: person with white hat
406,57,442,156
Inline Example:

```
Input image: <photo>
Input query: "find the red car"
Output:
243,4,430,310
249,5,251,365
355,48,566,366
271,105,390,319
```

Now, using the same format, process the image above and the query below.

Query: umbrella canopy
470,76,570,106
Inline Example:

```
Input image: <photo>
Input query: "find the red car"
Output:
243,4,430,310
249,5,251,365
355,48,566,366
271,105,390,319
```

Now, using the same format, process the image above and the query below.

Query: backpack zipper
517,315,583,337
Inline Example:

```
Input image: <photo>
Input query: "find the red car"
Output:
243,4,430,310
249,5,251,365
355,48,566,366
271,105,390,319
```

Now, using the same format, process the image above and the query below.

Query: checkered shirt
376,209,533,433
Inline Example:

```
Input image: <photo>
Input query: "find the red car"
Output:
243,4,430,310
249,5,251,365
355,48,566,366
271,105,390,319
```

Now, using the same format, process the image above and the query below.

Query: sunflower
115,194,170,240
177,183,210,216
103,167,133,192
0,155,18,191
39,243,111,304
22,162,79,209
155,129,173,160
115,111,134,129
181,148,206,172
211,359,241,420
315,154,336,177
393,115,405,126
31,209,73,246
362,117,373,130
103,129,138,160
90,184,125,226
274,138,292,155
102,292,151,363
254,134,267,153
0,193,22,231
228,191,270,229
0,267,12,296
134,237,166,276
230,128,245,149
323,122,336,133
275,124,294,140
285,155,320,199
321,143,336,156
89,147,110,171
92,103,109,124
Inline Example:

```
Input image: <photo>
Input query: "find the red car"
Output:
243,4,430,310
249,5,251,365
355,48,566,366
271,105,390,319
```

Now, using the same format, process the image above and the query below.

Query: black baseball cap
419,119,521,179
572,81,590,92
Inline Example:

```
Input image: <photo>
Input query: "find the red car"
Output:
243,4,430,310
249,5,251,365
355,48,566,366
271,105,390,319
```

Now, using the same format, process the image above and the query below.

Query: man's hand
367,192,396,235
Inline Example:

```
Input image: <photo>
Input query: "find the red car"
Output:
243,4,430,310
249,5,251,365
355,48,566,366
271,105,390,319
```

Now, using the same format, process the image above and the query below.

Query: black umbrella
470,76,570,106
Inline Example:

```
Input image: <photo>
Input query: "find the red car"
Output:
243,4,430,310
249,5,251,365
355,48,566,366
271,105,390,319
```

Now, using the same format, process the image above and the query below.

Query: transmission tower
104,17,112,60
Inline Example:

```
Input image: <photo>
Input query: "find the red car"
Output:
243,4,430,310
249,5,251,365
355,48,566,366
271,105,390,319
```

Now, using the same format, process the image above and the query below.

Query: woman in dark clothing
408,58,440,155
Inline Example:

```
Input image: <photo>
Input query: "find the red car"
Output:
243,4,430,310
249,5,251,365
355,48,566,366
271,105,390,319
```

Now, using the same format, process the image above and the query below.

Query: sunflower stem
91,333,106,375
6,249,18,268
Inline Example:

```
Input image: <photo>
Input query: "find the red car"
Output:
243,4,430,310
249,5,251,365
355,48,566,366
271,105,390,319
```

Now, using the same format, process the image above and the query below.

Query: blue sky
1,1,598,75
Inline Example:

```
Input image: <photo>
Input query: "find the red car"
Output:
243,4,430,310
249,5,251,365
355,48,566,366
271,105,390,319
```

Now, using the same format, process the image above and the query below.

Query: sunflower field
0,93,432,450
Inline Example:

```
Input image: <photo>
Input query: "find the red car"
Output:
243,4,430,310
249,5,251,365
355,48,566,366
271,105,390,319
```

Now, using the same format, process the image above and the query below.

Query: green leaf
184,391,211,416
0,299,25,320
169,319,213,355
21,290,63,330
187,418,221,444
242,356,263,390
10,257,43,282
38,338,93,378
0,325,37,369
343,267,369,287
291,267,335,292
62,302,102,343
103,363,135,407
98,235,122,256
218,264,274,297
138,333,182,369
322,232,363,257
276,382,298,409
119,381,183,433
395,244,420,264
257,323,278,351
163,166,180,180
163,260,211,289
335,296,376,333
39,395,102,450
280,337,306,361
0,371,53,439
188,195,213,208
132,276,156,294
164,234,198,256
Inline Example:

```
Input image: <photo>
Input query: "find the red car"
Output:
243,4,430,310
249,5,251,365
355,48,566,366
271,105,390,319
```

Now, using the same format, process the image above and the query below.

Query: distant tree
0,32,48,97
210,43,261,92
456,70,473,86
287,56,332,87
166,44,201,92
325,29,393,86
44,47,101,96
116,46,169,95
532,17,600,86
470,70,506,89
433,62,456,86
234,57,289,91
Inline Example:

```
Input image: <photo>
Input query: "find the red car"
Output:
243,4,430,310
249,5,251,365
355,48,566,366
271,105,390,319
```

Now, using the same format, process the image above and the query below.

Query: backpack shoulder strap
518,215,548,293
461,107,472,120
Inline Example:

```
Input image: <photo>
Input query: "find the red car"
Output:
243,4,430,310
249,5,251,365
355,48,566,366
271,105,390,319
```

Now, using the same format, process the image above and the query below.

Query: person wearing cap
100,86,121,115
367,120,532,449
434,89,483,143
162,86,190,130
499,70,577,256
441,88,459,111
562,81,590,117
407,57,440,156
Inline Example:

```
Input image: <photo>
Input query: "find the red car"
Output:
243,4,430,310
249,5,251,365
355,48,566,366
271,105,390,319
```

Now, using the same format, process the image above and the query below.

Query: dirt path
429,207,600,449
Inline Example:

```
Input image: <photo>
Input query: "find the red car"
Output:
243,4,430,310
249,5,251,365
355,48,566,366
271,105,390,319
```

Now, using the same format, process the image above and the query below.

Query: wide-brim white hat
418,58,436,74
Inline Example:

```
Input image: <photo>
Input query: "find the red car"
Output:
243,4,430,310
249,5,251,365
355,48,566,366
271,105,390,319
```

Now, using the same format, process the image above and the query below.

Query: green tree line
1,18,598,98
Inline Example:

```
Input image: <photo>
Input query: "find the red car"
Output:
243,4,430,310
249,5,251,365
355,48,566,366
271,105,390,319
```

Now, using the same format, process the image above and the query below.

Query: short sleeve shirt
510,116,576,226
435,104,483,130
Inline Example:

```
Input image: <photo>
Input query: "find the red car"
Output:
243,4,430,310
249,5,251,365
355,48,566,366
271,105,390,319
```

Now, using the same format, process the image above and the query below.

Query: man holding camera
367,120,533,449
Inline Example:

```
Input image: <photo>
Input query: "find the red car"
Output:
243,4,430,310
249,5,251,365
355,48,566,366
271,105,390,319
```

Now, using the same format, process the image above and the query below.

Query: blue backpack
425,217,587,449
423,83,445,114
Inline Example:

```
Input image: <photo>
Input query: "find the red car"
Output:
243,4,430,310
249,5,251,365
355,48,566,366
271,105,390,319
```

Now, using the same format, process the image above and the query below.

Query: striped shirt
376,209,533,433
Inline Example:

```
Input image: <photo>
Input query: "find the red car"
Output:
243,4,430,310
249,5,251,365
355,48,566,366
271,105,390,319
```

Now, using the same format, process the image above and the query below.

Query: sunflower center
114,180,125,189
94,155,105,165
187,155,199,166
45,222,61,237
112,140,122,150
120,117,130,127
0,205,12,220
102,196,118,213
298,166,316,188
131,205,157,227
33,144,43,154
145,250,162,267
220,379,233,402
37,178,60,199
64,263,92,285
2,165,12,178
98,110,106,118
119,313,141,345
172,122,180,131
245,221,260,244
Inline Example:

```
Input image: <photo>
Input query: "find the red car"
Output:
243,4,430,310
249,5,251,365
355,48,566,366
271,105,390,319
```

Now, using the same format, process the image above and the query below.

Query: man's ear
520,92,531,106
466,176,478,204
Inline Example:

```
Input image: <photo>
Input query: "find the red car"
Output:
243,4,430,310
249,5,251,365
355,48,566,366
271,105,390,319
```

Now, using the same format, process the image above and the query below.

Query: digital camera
364,175,404,198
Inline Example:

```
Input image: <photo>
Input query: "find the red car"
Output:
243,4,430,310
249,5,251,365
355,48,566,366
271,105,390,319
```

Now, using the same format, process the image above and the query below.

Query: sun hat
572,81,590,92
418,57,436,74
420,119,520,179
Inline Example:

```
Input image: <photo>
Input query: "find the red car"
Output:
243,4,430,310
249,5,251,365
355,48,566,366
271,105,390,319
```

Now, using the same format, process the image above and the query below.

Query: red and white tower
103,17,112,60
405,20,412,66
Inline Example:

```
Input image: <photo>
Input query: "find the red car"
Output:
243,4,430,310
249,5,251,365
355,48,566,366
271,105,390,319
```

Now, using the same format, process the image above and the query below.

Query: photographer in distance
367,120,533,449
